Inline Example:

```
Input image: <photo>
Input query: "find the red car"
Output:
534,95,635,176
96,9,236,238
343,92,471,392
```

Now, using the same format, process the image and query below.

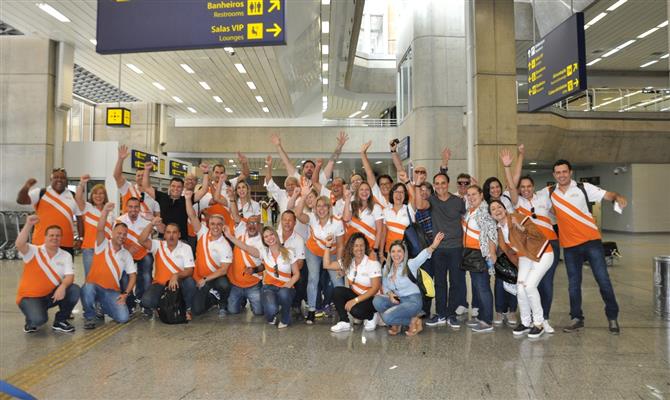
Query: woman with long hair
342,182,383,257
234,180,261,223
75,175,111,278
489,199,554,338
323,232,382,333
374,232,444,336
380,182,413,264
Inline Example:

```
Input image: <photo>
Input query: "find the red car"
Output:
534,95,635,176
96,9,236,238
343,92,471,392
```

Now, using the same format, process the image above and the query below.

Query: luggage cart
3,212,24,260
0,212,8,260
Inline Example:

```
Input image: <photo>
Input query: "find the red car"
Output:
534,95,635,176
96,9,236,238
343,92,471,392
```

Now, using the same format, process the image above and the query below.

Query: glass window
356,0,398,60
397,47,413,121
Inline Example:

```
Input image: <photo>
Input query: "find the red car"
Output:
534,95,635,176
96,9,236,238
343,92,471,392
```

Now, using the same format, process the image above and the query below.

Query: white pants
517,252,554,326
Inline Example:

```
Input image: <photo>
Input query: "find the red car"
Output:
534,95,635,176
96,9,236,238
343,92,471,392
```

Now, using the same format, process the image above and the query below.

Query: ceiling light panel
606,0,627,11
199,81,211,90
36,3,70,22
126,63,143,74
234,63,247,73
246,81,257,90
180,63,195,74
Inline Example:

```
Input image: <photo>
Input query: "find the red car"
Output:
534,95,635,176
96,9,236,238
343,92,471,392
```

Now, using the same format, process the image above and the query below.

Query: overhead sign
131,149,159,172
397,136,410,161
96,0,286,54
169,160,190,177
106,107,131,127
527,12,587,112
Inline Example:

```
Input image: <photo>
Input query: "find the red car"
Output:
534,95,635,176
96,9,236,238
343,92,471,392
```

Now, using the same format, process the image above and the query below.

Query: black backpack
548,182,593,214
157,285,188,324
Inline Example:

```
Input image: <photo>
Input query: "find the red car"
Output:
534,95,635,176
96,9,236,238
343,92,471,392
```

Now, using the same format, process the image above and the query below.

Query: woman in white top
75,174,112,278
323,232,382,333
342,182,384,257
234,181,261,222
295,184,345,324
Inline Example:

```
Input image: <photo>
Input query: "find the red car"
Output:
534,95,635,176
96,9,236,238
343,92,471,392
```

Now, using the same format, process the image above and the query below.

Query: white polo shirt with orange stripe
539,180,606,248
80,203,113,249
319,186,345,219
279,230,306,262
119,181,160,220
28,186,81,247
193,225,233,282
345,204,383,247
462,208,482,250
372,184,391,210
514,193,558,241
236,199,261,222
382,205,414,252
261,248,298,288
116,213,151,261
292,170,328,187
87,239,136,291
305,213,345,257
346,255,381,295
227,222,264,288
150,240,195,285
16,244,73,304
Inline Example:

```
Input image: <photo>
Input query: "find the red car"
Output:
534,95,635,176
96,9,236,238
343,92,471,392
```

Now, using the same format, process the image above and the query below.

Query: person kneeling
138,218,197,320
374,233,444,336
15,215,80,333
324,233,381,333
81,203,137,329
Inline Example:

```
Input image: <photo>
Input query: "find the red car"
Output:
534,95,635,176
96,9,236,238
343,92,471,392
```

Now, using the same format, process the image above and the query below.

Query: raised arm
114,145,130,188
360,141,377,186
293,184,311,224
222,226,261,258
75,174,90,212
322,131,348,180
138,216,161,250
322,236,341,271
15,214,39,254
500,149,519,206
341,186,353,223
408,232,443,273
194,163,210,202
141,162,156,199
412,172,429,210
602,191,628,208
97,202,115,246
16,178,37,205
237,152,250,182
227,186,241,225
390,139,404,179
311,159,324,193
184,190,202,234
271,133,297,177
263,155,273,185
512,144,525,187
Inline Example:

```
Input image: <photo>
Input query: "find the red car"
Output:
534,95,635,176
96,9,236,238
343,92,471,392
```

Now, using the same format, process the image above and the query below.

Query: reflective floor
1,233,669,399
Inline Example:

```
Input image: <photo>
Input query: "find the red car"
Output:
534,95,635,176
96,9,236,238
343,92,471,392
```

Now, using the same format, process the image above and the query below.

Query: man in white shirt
278,210,307,314
113,145,161,221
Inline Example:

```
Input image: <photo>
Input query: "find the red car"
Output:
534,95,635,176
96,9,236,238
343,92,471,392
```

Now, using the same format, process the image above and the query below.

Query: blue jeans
82,248,95,278
292,265,309,308
563,239,619,320
131,254,154,307
538,239,560,319
305,249,344,311
433,247,465,318
262,285,295,325
228,282,263,315
470,271,493,324
191,276,231,315
495,276,518,313
18,284,81,327
140,278,197,310
373,293,423,326
81,283,129,323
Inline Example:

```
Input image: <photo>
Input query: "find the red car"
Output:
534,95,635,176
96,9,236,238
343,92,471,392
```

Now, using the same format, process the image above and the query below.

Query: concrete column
0,37,68,210
396,0,468,184
472,0,518,180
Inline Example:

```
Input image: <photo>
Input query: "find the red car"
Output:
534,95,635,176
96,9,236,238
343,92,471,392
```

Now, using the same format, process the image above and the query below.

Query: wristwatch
120,291,128,295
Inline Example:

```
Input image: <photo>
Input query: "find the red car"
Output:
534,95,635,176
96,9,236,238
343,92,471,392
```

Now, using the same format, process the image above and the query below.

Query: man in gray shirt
414,151,466,328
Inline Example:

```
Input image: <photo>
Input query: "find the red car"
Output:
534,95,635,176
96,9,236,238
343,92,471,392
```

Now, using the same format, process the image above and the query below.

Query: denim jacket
382,249,432,297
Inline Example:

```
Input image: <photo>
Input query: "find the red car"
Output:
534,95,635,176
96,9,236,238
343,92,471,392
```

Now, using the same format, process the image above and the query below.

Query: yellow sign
266,23,282,37
268,0,280,12
247,0,262,15
248,23,263,39
106,107,131,127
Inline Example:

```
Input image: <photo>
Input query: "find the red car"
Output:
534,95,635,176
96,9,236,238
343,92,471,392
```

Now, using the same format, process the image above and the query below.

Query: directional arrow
266,23,282,38
268,0,280,13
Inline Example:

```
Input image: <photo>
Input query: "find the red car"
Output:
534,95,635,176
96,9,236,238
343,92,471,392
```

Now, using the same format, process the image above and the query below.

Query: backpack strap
575,182,594,214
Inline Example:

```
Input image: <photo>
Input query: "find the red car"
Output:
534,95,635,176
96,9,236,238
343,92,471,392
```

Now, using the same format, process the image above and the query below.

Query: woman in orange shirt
75,174,111,278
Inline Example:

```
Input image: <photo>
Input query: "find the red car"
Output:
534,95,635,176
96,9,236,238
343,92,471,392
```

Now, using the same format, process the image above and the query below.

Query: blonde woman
234,181,261,223
75,174,112,278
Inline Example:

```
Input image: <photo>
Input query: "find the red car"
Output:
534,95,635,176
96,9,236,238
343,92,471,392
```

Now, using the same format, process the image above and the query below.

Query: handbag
407,266,435,298
461,248,487,272
494,252,518,284
403,205,429,259
157,284,188,324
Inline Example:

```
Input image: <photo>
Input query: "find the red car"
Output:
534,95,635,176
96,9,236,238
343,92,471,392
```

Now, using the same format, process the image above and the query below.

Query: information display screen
169,160,190,177
397,136,410,161
96,0,285,54
131,150,159,172
527,12,587,112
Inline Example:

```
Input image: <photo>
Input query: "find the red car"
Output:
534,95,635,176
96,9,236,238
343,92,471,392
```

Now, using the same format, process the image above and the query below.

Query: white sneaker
364,317,377,332
504,312,518,326
330,321,353,333
493,313,504,326
543,320,555,334
277,322,288,329
472,308,479,317
455,305,468,316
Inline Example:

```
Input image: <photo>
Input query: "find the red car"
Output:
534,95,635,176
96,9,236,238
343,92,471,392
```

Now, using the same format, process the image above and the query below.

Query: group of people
13,133,627,338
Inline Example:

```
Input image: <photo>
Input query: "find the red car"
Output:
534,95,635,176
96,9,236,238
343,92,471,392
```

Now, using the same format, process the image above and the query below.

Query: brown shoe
406,317,423,336
388,325,401,336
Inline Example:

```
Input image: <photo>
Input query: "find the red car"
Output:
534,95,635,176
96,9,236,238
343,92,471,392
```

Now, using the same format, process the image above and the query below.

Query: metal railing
321,118,397,127
517,85,670,113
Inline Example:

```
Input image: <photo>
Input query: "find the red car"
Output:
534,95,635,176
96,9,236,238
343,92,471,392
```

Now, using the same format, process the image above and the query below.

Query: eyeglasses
247,221,260,225
393,190,406,194
531,207,537,219
415,170,427,175
457,181,470,186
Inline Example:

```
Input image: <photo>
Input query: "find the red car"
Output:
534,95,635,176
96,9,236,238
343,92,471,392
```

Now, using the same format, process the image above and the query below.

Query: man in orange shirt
15,215,80,333
16,169,83,256
540,159,627,334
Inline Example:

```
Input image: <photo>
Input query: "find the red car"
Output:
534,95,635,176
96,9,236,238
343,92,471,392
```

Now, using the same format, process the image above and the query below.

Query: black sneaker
23,324,37,333
563,318,584,333
84,320,97,330
305,311,315,325
608,319,620,335
52,320,75,333
528,325,544,338
513,324,531,336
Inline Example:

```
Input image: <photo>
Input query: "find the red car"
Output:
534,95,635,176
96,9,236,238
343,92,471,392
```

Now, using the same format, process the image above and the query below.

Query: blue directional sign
96,0,285,54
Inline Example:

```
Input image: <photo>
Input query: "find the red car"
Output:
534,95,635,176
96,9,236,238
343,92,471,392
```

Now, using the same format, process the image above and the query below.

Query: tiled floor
1,233,668,399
